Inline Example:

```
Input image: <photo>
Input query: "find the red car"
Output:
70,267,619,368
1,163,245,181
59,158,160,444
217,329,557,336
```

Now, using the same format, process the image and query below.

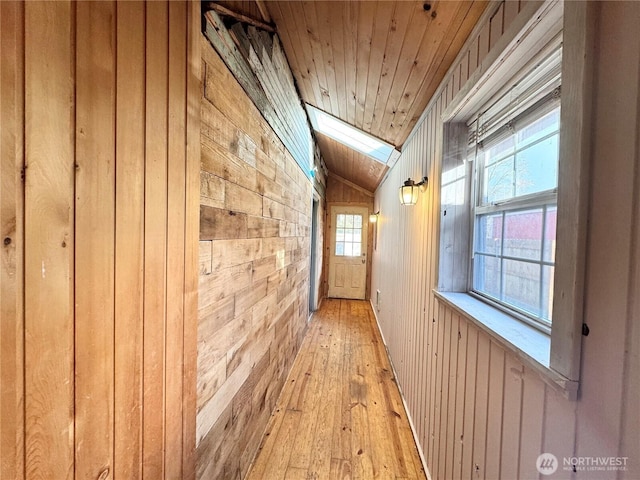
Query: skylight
306,104,398,164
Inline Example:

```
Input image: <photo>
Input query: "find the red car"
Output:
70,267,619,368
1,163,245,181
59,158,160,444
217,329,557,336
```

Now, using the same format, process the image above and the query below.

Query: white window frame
469,98,561,332
434,0,596,399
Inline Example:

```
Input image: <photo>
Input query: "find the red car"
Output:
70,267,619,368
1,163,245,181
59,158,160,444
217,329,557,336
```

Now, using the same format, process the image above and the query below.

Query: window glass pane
336,242,344,256
344,242,353,256
353,243,361,256
503,209,543,260
484,157,514,204
337,214,345,227
345,215,354,228
515,135,559,196
475,213,503,255
474,254,501,299
518,108,560,149
344,230,354,243
485,136,515,165
544,206,557,262
503,259,541,316
541,265,555,321
336,228,345,241
353,228,361,242
354,215,362,228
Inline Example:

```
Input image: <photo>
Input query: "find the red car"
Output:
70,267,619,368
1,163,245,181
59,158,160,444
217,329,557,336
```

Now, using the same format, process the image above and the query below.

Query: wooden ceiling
218,1,488,192
316,133,388,193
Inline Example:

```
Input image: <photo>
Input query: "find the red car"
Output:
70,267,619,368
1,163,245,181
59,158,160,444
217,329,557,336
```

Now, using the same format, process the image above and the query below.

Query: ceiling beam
204,2,275,33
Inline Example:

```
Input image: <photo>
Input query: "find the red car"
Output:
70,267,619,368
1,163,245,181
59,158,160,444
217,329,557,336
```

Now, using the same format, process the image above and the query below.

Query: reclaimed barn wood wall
202,8,314,180
197,38,314,479
371,1,640,479
0,1,200,479
324,174,375,300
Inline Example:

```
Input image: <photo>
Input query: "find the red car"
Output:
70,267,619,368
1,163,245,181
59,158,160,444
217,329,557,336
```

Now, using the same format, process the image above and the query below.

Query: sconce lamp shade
369,211,380,223
399,177,428,206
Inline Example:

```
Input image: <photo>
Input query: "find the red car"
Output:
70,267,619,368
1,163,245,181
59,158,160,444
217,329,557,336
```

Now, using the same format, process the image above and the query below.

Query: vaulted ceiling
218,0,488,192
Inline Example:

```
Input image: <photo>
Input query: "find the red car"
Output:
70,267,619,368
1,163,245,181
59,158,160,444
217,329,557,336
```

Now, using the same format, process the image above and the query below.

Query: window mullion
539,204,548,317
499,210,506,303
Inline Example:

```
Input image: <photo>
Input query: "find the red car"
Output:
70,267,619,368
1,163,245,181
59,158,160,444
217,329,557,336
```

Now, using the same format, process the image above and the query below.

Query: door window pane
335,213,363,257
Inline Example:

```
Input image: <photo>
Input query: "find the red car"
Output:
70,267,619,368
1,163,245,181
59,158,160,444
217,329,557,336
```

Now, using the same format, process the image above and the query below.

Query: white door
328,206,368,299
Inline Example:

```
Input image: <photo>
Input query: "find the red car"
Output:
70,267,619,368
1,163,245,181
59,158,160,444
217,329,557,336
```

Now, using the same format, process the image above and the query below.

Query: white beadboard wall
371,1,640,479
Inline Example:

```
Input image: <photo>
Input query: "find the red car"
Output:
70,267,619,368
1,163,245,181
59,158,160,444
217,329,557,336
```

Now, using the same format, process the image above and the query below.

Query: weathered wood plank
0,2,25,478
200,205,248,240
74,2,116,477
24,2,75,477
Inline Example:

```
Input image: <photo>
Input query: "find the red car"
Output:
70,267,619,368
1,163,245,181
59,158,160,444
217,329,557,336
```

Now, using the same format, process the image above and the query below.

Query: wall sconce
399,177,428,205
369,211,380,223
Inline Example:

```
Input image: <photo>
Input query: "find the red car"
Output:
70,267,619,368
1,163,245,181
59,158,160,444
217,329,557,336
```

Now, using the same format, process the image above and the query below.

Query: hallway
246,299,426,480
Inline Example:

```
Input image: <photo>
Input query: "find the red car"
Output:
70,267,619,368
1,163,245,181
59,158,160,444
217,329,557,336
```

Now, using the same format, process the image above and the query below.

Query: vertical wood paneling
0,2,25,478
461,326,479,480
143,3,169,477
518,371,545,479
1,2,199,477
500,356,524,480
183,3,202,478
114,3,145,477
166,3,188,478
74,1,116,477
24,2,75,478
452,318,468,479
485,343,505,479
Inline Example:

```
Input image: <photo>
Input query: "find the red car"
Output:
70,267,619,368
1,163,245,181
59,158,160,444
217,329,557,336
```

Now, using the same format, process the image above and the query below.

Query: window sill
433,290,578,399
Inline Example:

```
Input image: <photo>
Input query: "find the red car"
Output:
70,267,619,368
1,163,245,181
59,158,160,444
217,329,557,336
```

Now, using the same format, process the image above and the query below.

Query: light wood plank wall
371,1,640,479
0,1,200,479
197,38,316,479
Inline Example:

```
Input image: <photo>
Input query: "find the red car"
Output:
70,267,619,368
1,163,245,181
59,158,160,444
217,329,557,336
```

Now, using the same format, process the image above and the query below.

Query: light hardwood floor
246,299,427,480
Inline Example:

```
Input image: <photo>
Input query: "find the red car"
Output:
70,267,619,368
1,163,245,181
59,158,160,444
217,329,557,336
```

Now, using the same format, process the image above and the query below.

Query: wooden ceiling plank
315,1,341,117
354,1,376,130
318,133,387,193
343,1,359,126
393,1,488,146
375,2,433,145
328,172,375,197
254,0,272,23
389,1,474,145
329,2,348,121
369,1,416,137
301,0,331,112
362,1,395,134
316,1,346,120
266,2,312,102
279,1,325,110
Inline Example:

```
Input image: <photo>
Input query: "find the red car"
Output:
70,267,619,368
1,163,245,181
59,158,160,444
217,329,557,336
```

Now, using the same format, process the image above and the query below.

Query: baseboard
368,299,433,480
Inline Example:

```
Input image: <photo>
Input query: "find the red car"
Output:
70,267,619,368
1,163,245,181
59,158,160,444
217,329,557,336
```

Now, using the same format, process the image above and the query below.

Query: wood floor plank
246,299,426,480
